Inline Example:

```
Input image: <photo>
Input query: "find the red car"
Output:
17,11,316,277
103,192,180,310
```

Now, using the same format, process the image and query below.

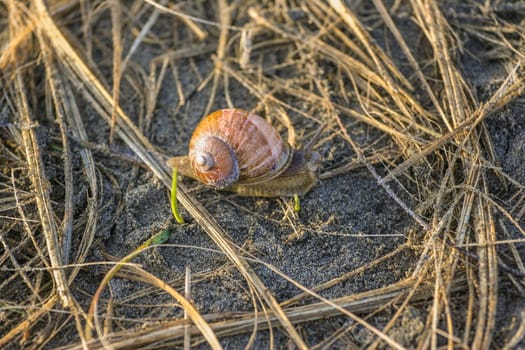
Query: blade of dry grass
142,0,241,31
60,78,99,280
202,0,230,118
9,4,72,310
411,0,473,129
370,0,448,128
109,0,122,146
184,265,191,350
471,178,498,349
328,0,413,89
40,35,74,265
122,0,166,72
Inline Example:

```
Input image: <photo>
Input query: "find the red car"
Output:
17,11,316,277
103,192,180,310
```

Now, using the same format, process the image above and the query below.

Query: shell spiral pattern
188,109,292,188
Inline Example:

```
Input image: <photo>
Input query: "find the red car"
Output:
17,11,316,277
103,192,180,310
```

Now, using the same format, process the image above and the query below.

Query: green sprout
171,167,185,224
294,194,301,212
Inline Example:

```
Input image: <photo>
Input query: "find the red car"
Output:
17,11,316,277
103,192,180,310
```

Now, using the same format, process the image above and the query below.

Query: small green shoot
171,167,185,224
152,229,171,245
49,144,63,152
294,194,301,212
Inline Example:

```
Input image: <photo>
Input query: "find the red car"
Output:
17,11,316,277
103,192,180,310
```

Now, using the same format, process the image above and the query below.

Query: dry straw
1,0,524,349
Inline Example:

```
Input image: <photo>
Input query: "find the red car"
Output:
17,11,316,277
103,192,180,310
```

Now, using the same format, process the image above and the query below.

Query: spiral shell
188,109,292,188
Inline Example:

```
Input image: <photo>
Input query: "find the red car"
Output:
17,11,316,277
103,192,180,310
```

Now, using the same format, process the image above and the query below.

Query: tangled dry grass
1,0,525,349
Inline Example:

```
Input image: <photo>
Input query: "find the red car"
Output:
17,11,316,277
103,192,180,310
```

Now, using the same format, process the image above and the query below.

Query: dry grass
1,0,525,349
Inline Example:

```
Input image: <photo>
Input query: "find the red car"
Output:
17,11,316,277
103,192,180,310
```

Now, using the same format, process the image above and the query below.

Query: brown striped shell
188,109,292,188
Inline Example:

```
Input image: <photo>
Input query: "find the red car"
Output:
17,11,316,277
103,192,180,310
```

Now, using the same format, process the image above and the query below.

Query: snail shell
186,109,293,188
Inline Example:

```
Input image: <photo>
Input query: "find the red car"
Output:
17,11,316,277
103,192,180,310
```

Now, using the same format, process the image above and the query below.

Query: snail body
167,109,321,197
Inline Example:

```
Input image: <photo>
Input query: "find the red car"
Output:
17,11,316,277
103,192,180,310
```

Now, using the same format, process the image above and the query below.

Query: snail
167,108,323,198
